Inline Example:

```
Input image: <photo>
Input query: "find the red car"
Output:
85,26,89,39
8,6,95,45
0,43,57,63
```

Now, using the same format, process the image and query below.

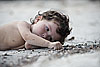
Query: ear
34,16,43,24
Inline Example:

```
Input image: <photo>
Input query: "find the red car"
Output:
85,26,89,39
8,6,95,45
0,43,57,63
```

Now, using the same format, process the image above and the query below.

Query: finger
57,43,62,50
54,43,60,50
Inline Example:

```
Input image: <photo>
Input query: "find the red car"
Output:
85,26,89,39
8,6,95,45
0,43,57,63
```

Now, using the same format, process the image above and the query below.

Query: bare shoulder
17,21,31,28
17,21,32,34
17,21,32,41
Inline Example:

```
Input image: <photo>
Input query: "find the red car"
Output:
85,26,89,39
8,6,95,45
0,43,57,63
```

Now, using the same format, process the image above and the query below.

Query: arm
17,21,62,49
12,45,25,50
17,21,50,48
25,42,41,49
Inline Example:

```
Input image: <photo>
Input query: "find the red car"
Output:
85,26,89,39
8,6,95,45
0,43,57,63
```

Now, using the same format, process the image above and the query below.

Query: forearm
24,33,50,48
25,42,42,49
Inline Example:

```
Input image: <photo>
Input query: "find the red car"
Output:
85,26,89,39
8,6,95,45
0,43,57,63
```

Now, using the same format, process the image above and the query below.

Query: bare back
0,22,25,50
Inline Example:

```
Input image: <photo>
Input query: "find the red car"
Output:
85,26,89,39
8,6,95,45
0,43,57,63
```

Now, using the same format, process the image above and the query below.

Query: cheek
35,24,45,34
40,26,46,34
52,29,61,40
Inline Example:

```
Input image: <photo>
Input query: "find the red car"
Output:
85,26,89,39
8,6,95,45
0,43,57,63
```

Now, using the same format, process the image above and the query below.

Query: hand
48,41,62,50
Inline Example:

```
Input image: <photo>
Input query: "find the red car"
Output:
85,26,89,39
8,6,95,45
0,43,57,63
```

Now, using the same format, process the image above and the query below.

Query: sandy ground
25,51,100,67
0,0,100,67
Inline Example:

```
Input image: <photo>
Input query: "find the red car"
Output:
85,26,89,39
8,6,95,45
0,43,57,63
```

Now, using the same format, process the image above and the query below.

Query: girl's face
31,20,61,41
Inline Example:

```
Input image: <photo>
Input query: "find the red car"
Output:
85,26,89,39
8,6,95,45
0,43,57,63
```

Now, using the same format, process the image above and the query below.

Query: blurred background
0,0,100,43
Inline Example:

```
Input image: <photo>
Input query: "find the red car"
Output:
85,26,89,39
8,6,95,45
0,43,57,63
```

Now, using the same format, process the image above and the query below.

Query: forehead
47,20,61,40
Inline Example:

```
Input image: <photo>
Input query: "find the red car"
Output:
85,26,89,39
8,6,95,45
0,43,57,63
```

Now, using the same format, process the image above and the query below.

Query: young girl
0,10,71,50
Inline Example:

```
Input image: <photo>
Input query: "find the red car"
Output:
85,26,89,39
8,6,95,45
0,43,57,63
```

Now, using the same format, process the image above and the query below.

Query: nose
42,33,48,39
